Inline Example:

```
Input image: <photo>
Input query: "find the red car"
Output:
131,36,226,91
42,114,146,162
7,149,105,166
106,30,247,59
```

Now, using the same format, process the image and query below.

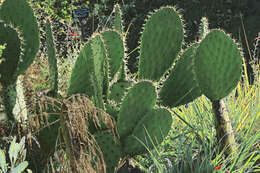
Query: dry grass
26,93,117,173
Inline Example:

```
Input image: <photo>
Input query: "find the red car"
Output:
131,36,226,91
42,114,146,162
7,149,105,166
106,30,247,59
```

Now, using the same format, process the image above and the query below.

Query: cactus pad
67,34,107,109
108,80,133,103
138,7,183,81
117,81,156,138
45,19,58,97
0,0,40,76
0,23,21,85
194,29,242,100
101,30,125,81
159,43,202,107
112,4,123,34
94,131,122,173
123,108,172,155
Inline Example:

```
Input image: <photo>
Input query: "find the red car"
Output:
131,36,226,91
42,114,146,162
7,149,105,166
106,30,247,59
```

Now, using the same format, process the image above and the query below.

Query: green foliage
0,44,5,64
0,136,32,173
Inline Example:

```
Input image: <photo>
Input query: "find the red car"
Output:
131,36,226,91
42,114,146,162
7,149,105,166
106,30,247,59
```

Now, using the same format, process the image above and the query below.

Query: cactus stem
212,99,237,156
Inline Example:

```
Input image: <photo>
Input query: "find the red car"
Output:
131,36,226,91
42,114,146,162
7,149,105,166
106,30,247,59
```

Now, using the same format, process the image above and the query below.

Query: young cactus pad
108,80,133,104
0,0,40,76
117,81,157,138
67,33,107,109
138,7,184,81
159,43,202,107
112,4,124,34
45,19,58,97
194,29,242,100
101,30,125,81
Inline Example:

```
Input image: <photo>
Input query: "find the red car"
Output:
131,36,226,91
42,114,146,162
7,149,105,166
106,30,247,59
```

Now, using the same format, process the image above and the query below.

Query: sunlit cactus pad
159,43,202,107
194,29,242,100
138,6,183,81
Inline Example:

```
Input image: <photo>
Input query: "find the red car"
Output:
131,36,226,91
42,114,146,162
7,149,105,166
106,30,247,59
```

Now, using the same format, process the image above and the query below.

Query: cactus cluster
64,4,242,172
0,1,243,172
0,0,40,120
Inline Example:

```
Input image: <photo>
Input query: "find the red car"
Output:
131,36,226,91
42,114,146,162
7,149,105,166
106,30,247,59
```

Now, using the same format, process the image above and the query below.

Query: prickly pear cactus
138,7,184,81
67,33,107,109
101,30,125,82
112,4,124,34
0,23,21,85
64,4,242,172
117,81,157,138
108,80,133,104
0,0,40,76
123,108,172,156
0,0,40,121
159,43,202,107
194,29,242,101
45,18,58,97
94,131,123,173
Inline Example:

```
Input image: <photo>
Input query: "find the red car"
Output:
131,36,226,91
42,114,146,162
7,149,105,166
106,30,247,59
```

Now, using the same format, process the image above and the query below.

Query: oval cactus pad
138,7,183,81
0,0,40,76
159,43,202,107
123,108,172,155
117,81,156,138
194,29,242,100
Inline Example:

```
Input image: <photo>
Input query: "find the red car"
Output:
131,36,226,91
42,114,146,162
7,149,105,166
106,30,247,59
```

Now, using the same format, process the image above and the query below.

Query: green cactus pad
101,30,125,81
194,29,242,100
0,0,40,76
45,19,58,97
123,108,172,155
117,81,156,138
67,34,107,109
113,4,123,34
159,43,202,107
138,7,184,81
67,40,93,95
94,131,122,173
91,35,107,108
0,23,21,86
108,80,133,103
